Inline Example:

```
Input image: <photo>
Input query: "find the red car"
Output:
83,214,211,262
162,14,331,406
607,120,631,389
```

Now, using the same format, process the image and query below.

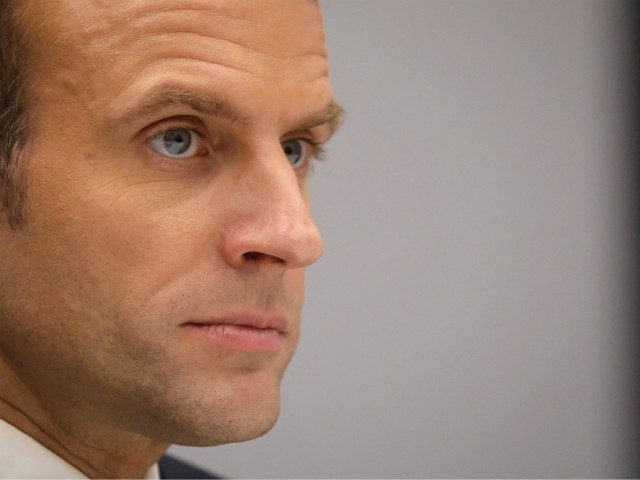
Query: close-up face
0,0,336,446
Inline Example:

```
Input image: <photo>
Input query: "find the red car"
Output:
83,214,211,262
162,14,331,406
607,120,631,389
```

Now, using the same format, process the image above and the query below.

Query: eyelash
145,124,328,170
304,138,327,164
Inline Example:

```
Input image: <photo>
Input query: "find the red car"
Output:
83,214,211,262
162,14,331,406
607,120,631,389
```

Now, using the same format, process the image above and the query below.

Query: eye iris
163,129,191,155
282,140,302,166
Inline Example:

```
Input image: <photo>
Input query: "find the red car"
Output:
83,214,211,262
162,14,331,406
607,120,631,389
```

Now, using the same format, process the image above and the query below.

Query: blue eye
281,139,308,169
148,128,201,158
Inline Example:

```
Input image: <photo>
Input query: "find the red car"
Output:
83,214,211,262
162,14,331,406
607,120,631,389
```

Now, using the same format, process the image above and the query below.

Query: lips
182,311,287,351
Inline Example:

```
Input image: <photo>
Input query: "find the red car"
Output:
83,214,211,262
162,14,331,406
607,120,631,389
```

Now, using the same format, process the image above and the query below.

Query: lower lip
184,323,284,352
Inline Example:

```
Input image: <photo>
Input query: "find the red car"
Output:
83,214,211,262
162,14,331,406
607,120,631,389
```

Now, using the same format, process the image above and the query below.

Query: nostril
242,250,286,265
243,251,262,261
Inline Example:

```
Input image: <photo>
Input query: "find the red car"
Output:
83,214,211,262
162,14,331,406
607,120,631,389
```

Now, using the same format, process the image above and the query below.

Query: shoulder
158,454,223,479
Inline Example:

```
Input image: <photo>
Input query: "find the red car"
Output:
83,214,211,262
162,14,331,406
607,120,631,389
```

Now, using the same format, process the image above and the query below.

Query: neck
0,361,168,479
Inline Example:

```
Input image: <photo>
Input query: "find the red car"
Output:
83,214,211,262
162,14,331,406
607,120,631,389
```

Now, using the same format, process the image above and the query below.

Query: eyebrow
115,86,344,135
117,88,250,126
293,100,344,135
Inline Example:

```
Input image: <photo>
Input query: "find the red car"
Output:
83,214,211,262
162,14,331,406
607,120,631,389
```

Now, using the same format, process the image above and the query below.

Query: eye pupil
282,139,303,167
163,129,191,155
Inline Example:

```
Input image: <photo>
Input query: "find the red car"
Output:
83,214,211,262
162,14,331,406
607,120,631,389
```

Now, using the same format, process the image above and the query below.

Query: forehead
30,0,326,72
37,0,324,48
25,0,330,125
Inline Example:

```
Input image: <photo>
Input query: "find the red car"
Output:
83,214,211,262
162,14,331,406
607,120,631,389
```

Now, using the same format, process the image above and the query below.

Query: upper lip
184,310,287,333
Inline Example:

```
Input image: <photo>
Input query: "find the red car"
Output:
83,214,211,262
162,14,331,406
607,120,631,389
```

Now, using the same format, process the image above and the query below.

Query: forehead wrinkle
33,0,327,60
116,17,328,84
139,30,328,62
119,2,326,57
35,1,333,130
133,34,328,83
40,1,328,91
119,10,328,81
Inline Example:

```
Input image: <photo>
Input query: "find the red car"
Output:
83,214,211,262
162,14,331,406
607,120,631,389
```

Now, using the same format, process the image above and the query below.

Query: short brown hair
0,0,30,228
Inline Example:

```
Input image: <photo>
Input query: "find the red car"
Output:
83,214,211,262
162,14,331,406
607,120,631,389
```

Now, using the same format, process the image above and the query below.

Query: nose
219,146,324,271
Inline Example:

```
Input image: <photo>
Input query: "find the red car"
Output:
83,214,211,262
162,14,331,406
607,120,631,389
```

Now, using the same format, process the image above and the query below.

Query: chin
170,397,281,447
189,399,280,447
143,370,284,447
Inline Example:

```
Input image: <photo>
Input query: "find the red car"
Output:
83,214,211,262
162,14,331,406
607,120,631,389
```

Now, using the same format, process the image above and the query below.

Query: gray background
169,1,636,477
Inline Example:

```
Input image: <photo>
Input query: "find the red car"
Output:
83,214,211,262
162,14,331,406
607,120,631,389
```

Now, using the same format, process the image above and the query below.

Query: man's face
0,0,333,445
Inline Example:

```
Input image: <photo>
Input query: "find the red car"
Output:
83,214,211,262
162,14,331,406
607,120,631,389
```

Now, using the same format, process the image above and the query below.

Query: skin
0,0,337,477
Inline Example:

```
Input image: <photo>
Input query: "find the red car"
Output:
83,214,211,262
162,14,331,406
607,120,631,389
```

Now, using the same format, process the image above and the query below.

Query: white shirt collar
0,418,160,479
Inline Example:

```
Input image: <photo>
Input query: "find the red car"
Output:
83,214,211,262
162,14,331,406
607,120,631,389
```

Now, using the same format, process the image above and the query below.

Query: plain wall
168,1,637,477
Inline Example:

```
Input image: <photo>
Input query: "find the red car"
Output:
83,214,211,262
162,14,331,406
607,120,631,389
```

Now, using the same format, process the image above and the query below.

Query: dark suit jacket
158,454,222,479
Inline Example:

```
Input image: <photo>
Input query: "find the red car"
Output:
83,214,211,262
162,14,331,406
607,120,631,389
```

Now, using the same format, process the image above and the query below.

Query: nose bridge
255,164,317,247
221,147,323,269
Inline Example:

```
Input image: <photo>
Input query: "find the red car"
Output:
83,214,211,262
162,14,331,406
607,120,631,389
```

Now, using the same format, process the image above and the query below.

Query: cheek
97,204,209,290
55,185,216,307
25,138,215,295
